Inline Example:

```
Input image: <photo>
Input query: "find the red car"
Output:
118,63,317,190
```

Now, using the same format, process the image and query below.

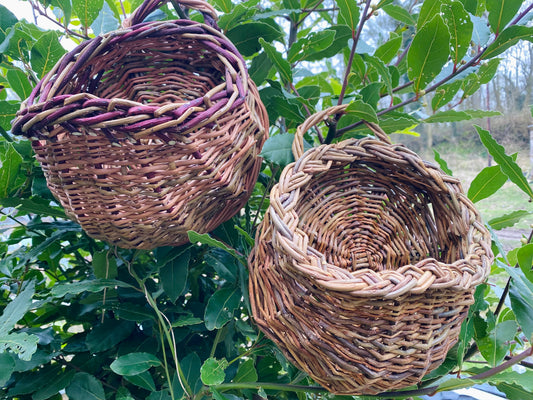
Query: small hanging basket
12,0,268,249
249,105,492,395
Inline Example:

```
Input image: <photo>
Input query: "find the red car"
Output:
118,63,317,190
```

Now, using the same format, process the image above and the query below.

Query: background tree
1,0,533,399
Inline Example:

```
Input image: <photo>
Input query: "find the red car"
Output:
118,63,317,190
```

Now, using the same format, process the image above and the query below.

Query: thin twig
28,0,90,39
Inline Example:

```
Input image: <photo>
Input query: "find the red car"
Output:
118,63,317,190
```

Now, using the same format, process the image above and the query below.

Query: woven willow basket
12,0,268,249
249,105,493,395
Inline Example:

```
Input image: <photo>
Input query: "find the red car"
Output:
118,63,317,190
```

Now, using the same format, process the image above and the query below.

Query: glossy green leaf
345,100,378,123
482,25,533,60
6,68,32,100
72,0,104,28
0,198,66,219
200,357,228,385
0,142,23,198
363,55,393,95
50,0,72,26
261,134,296,166
497,383,533,400
0,100,19,131
476,125,533,200
90,1,119,35
506,264,533,341
160,249,190,303
111,352,162,376
233,359,258,383
433,149,453,176
92,250,118,279
204,287,241,330
478,320,517,366
85,319,135,353
382,4,416,26
124,371,156,391
335,0,360,32
187,231,241,261
374,34,402,64
360,82,383,109
478,58,501,84
491,370,533,392
260,38,292,84
32,370,76,400
288,30,336,63
249,51,273,86
425,110,471,123
65,372,105,400
441,1,472,66
51,279,133,298
459,0,477,14
407,15,450,93
432,80,462,111
417,0,444,28
227,22,283,57
147,390,172,400
488,210,532,230
0,353,14,386
205,249,238,283
463,109,502,119
486,0,522,35
30,30,67,79
517,244,533,284
303,25,352,61
173,352,202,397
0,281,34,335
217,4,255,31
0,332,39,362
468,165,508,203
0,5,17,44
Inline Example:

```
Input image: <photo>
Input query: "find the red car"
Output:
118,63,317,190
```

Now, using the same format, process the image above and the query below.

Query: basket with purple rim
12,0,268,249
248,104,492,395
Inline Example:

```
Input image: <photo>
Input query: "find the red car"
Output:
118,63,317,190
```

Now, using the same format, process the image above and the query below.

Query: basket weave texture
12,0,268,249
249,105,493,395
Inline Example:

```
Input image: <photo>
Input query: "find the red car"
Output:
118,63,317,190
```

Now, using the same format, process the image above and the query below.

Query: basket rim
265,135,493,298
12,18,249,139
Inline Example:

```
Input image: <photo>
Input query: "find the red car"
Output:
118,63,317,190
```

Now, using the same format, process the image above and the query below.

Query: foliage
1,0,533,399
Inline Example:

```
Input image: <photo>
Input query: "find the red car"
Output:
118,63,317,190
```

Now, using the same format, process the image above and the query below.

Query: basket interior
296,160,467,272
64,36,225,106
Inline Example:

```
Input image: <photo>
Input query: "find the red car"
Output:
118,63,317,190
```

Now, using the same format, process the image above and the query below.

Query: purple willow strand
210,90,229,102
83,98,110,109
202,40,242,72
128,105,161,115
11,113,35,136
42,94,71,111
71,110,126,125
225,68,234,95
171,97,205,118
33,103,81,130
179,97,229,132
123,115,174,130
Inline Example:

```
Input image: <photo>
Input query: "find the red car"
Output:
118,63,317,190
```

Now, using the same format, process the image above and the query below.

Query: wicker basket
249,105,492,395
12,0,268,249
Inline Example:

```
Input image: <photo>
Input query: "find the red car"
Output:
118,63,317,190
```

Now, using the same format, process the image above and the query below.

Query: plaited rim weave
249,104,493,395
11,0,268,249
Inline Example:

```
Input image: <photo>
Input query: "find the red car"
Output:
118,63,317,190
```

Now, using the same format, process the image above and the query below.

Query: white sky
0,0,58,30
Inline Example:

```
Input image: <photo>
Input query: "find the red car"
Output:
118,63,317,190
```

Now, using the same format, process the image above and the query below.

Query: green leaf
147,390,172,400
211,0,233,13
433,149,453,176
490,370,533,392
204,287,241,331
374,34,402,64
50,0,72,26
482,25,533,60
187,231,241,261
0,332,39,362
6,68,32,100
30,30,67,79
476,125,533,200
478,58,500,84
517,244,533,284
259,39,292,84
92,250,118,280
0,5,18,44
160,249,190,303
463,109,502,119
506,264,533,341
124,371,156,391
270,96,305,124
441,1,472,66
0,197,66,219
459,0,477,14
51,279,133,297
363,55,393,96
488,210,532,230
303,25,352,61
432,80,462,111
407,14,450,93
468,165,508,203
486,0,522,35
171,314,203,327
382,4,416,26
200,357,228,385
249,51,273,86
205,249,238,283
32,370,76,400
497,383,533,400
288,30,336,63
360,82,383,108
0,100,20,131
0,281,34,335
227,22,282,57
115,387,135,400
233,359,258,383
425,110,471,123
478,320,517,366
335,0,360,32
261,134,295,166
418,0,444,28
0,352,14,386
173,352,202,397
110,352,162,376
65,372,105,400
85,319,135,353
72,0,104,28
90,1,119,35
0,142,23,198
345,100,378,123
